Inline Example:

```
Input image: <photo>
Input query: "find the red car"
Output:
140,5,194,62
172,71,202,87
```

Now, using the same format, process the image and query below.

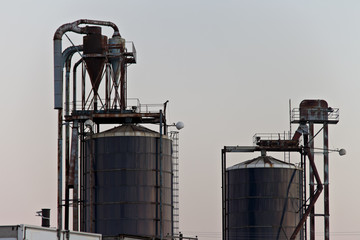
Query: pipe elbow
53,20,86,40
76,19,120,37
54,19,121,40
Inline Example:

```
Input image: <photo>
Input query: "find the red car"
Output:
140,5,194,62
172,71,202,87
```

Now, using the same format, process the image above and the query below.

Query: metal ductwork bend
53,19,120,109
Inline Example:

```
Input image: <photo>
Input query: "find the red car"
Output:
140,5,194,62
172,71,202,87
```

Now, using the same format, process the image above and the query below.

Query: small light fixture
175,121,184,130
84,119,94,129
338,148,346,156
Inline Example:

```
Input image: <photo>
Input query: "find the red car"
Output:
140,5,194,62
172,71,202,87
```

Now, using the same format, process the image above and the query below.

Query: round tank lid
227,155,300,170
91,124,169,139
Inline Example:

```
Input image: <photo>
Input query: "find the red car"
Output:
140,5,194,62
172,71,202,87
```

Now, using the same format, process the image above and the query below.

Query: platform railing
291,108,339,122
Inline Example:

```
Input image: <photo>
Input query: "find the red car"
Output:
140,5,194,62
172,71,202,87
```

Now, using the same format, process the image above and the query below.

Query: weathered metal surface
83,27,107,102
68,126,79,186
256,139,299,148
324,124,330,240
41,209,50,228
221,149,226,240
55,20,170,237
82,125,173,238
66,111,163,125
224,145,302,153
73,123,79,231
299,99,331,123
309,123,315,240
227,155,300,169
53,19,120,109
53,19,120,40
290,133,323,240
225,156,302,240
57,110,63,234
89,124,169,139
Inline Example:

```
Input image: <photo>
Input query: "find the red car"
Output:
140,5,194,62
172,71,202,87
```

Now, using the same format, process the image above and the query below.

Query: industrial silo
225,153,303,240
82,124,173,238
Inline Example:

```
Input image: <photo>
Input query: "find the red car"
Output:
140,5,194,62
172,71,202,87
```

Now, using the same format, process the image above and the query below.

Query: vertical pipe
73,65,77,111
72,121,79,231
65,63,71,231
80,122,85,231
309,123,315,240
82,63,86,110
73,59,83,111
303,151,307,240
57,110,63,235
226,156,229,240
120,58,126,111
155,136,159,238
222,148,227,240
289,99,292,137
72,60,82,231
159,110,163,239
299,152,303,240
324,123,330,240
54,39,63,109
105,64,110,110
89,129,95,232
171,139,174,238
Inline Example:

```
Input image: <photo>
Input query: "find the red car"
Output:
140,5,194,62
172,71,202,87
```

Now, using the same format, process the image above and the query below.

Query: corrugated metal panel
225,157,303,240
83,125,172,238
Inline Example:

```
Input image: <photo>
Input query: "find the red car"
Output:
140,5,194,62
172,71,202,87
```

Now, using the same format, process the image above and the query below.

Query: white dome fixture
84,119,94,129
175,121,184,130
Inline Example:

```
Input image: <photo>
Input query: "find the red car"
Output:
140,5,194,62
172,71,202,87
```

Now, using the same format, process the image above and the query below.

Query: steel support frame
290,130,323,240
221,127,329,240
323,124,330,240
55,20,171,239
221,146,302,240
309,123,315,240
290,122,330,240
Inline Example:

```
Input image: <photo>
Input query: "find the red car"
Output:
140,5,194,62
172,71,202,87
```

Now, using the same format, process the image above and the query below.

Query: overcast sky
0,1,359,239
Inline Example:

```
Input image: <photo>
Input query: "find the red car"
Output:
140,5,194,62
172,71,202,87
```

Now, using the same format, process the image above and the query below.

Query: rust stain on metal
68,127,78,187
83,26,107,100
300,99,329,122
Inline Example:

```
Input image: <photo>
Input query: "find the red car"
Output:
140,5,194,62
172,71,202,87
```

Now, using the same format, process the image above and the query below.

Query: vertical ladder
170,131,180,235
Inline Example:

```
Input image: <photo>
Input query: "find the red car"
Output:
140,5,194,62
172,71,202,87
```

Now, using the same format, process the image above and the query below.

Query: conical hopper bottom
85,57,106,93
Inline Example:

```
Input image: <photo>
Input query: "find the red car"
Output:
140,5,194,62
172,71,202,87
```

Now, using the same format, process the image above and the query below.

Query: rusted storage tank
225,154,303,240
82,124,172,238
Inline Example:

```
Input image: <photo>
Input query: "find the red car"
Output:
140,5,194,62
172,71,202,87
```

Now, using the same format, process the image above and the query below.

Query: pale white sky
0,1,359,239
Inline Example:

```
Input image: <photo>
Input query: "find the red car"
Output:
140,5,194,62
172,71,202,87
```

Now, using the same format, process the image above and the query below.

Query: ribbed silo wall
226,166,302,239
83,130,172,238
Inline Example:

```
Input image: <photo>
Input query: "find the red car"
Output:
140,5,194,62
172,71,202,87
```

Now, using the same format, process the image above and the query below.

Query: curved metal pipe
63,45,83,67
54,19,120,40
64,45,83,231
73,59,83,111
54,19,120,109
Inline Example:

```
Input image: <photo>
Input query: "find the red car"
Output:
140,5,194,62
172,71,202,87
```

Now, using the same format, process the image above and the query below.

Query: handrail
70,98,165,114
291,108,339,122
